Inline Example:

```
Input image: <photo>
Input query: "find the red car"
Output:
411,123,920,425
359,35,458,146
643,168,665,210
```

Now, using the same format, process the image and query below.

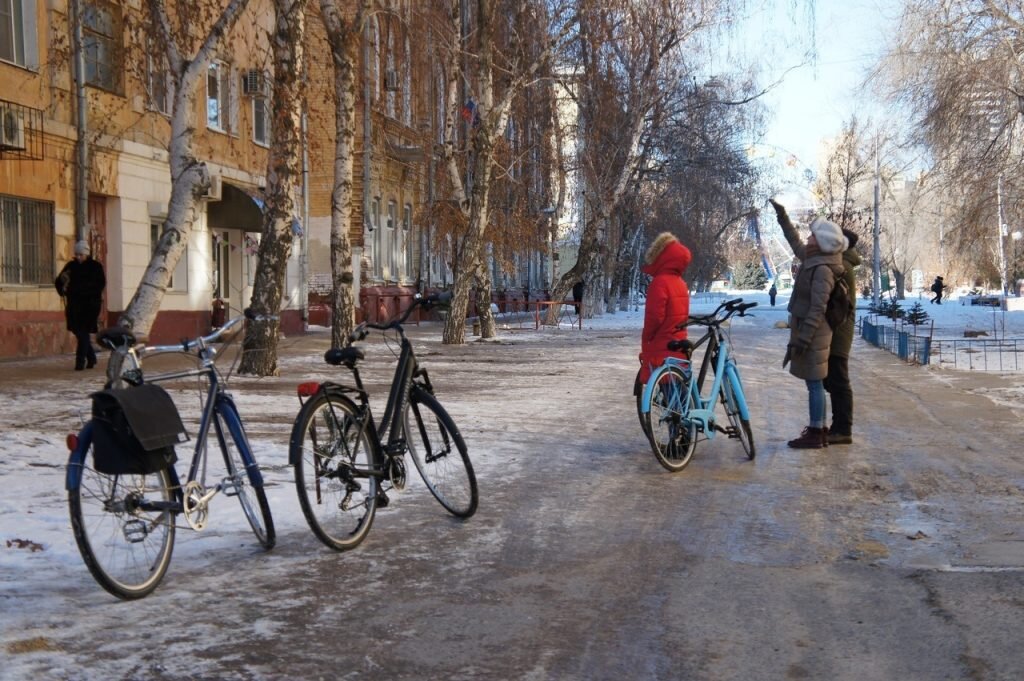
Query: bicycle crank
182,480,210,530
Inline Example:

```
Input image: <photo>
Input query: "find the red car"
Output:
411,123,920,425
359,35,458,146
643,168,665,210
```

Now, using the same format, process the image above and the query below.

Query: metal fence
861,317,1024,372
929,337,1024,372
861,318,932,365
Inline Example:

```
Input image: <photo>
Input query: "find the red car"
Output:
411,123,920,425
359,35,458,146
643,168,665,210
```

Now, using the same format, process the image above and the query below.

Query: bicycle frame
293,306,435,476
66,318,264,505
641,300,753,439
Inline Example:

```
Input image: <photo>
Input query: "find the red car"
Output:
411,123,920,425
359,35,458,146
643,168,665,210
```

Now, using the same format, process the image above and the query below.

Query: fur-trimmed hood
642,232,691,277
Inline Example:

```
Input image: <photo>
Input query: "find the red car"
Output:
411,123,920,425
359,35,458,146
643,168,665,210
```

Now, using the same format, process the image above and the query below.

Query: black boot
787,427,827,449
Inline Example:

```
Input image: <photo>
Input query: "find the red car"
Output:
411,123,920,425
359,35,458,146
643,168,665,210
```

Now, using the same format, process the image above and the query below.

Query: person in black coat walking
930,276,946,304
55,240,106,370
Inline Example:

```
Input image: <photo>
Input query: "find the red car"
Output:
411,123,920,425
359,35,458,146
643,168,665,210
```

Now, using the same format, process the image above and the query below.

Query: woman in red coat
638,232,692,384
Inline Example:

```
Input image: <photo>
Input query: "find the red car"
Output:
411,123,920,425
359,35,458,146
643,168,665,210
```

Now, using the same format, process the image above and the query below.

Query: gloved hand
782,340,808,368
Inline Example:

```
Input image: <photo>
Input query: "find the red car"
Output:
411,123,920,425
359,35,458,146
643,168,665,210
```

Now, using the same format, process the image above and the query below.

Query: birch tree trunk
239,0,307,375
319,0,368,347
439,0,572,344
116,0,253,339
545,1,679,325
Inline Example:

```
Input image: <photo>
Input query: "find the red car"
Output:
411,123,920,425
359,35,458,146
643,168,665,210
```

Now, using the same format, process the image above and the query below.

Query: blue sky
719,0,901,192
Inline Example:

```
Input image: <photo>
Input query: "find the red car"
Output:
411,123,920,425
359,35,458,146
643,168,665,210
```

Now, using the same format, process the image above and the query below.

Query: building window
212,231,230,300
371,198,382,279
252,92,269,146
150,222,187,291
386,200,397,279
402,203,412,280
83,1,121,93
0,194,53,285
207,61,236,134
147,52,173,115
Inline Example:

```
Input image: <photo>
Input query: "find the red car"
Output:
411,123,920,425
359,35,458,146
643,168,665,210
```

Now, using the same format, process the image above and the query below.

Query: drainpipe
360,18,372,308
301,109,310,328
69,0,89,243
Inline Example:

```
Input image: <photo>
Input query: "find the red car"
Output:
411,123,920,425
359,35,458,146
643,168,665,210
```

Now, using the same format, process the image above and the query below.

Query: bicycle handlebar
676,298,758,330
347,292,452,344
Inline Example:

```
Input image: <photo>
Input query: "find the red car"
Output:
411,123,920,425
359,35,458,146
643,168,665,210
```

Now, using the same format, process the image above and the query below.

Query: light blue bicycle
638,298,757,471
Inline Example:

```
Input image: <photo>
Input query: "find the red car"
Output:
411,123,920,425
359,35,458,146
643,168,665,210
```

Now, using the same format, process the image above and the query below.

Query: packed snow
0,288,1021,677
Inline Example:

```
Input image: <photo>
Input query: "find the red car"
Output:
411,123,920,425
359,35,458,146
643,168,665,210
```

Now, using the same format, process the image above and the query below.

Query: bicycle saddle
325,346,365,367
97,327,137,349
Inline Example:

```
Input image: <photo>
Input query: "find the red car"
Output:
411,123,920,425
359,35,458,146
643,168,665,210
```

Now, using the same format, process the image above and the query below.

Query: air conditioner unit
0,106,26,151
242,69,266,96
202,174,223,201
384,69,400,92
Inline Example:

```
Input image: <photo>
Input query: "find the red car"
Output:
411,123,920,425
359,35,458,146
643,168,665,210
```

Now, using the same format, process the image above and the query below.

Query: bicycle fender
65,422,93,491
216,394,265,487
640,359,689,412
725,364,751,421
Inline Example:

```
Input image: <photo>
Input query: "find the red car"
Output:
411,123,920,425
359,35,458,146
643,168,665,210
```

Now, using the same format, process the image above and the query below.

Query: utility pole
872,137,882,307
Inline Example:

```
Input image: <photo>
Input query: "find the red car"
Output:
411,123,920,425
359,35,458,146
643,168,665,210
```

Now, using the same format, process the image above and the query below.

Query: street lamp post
997,175,1009,296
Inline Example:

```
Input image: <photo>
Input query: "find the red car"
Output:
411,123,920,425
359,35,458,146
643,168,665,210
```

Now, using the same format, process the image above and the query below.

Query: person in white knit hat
771,200,861,445
768,202,848,449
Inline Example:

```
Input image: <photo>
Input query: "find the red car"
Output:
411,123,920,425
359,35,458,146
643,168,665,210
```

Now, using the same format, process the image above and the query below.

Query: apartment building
0,0,555,359
0,0,286,358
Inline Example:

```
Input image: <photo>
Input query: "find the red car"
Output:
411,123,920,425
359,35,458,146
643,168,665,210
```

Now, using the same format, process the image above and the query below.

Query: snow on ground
0,288,1021,677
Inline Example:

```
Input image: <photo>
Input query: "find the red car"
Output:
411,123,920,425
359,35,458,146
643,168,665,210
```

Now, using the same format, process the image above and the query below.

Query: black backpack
815,266,853,330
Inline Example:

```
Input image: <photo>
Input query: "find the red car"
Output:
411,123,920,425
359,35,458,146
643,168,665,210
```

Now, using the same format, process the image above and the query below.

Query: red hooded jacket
639,233,691,383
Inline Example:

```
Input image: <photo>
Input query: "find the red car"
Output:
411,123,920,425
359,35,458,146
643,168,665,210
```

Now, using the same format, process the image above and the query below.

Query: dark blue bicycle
65,312,275,599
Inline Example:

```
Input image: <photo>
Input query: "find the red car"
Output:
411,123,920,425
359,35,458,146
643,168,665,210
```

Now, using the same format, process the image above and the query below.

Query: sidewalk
0,326,340,395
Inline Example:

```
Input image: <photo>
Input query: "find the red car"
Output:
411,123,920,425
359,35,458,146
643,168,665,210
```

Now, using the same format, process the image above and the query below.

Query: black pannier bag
90,384,189,475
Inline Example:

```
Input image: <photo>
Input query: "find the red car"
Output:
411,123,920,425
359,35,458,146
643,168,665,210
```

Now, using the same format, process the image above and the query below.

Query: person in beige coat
779,215,847,449
771,199,860,444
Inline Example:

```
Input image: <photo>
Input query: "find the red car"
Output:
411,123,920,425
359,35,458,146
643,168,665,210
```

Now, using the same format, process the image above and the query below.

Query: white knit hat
73,240,91,256
809,218,848,254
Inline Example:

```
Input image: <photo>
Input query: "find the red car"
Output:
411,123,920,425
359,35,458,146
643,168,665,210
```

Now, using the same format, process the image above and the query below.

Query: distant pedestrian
930,276,946,304
55,240,105,371
572,280,584,316
768,283,778,306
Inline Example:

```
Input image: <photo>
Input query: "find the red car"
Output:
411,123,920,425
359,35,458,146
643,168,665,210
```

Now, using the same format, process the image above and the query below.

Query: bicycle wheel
404,386,478,518
645,365,697,472
214,405,276,549
68,441,176,600
291,391,379,550
721,365,755,460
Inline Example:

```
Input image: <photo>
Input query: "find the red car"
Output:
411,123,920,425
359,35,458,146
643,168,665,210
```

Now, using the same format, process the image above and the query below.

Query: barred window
0,194,54,285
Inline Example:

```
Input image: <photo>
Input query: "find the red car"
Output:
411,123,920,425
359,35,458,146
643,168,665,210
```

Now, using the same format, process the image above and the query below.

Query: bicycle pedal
376,491,390,508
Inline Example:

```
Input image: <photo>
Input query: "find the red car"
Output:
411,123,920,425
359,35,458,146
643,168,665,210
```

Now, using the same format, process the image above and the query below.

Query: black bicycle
289,292,478,550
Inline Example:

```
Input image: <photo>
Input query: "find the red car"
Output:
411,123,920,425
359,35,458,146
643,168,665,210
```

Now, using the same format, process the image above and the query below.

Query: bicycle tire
404,386,478,518
291,390,380,550
644,365,697,472
215,406,276,549
721,365,755,460
68,439,176,600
